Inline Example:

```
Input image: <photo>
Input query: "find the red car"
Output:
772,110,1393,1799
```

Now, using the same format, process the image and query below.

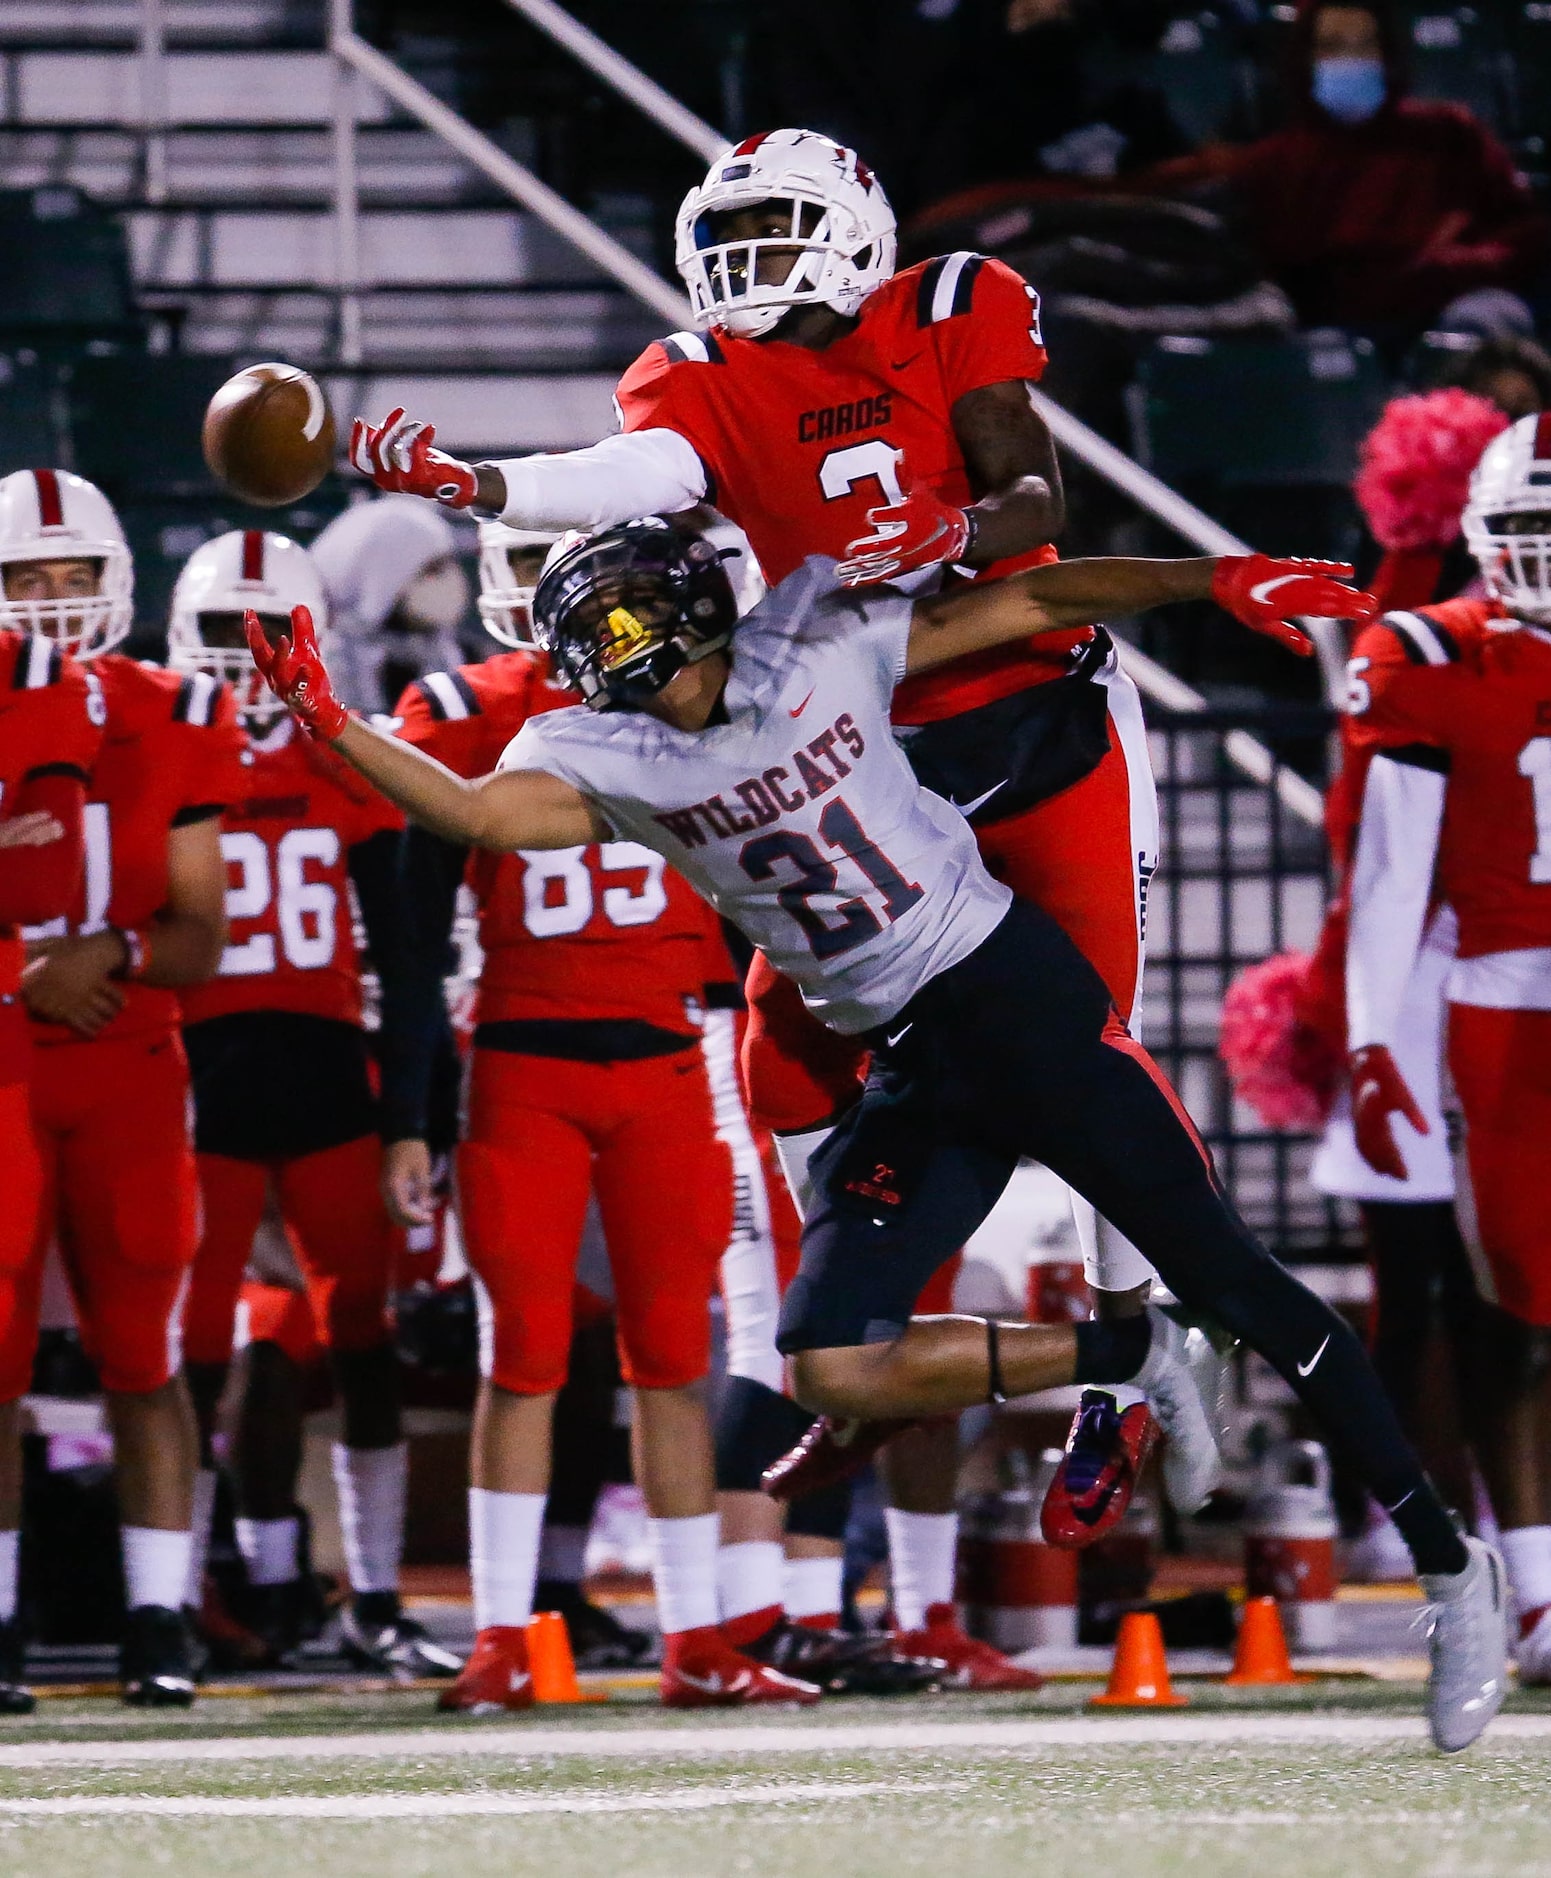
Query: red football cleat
1040,1388,1160,1549
437,1625,533,1713
891,1603,1045,1692
660,1626,822,1708
761,1414,923,1501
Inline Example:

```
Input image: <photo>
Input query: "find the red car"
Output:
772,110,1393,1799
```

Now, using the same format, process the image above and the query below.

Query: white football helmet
0,468,134,659
477,519,561,648
168,529,328,729
1462,412,1551,626
674,128,896,339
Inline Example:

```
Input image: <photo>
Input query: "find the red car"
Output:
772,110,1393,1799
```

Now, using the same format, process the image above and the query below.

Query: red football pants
1449,1002,1551,1325
458,1047,732,1395
3,1031,200,1401
0,1078,43,1386
742,703,1153,1137
239,1278,324,1368
183,1134,395,1368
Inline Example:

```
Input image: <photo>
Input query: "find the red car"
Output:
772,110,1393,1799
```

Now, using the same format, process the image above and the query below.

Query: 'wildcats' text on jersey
499,558,1013,1035
614,253,1079,726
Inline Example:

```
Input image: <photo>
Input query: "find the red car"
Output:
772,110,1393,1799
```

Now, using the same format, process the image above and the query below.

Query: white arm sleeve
482,428,708,531
1346,752,1445,1051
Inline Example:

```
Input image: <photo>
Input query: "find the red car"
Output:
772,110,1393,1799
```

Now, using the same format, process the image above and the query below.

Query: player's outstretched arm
903,553,1375,676
246,608,604,852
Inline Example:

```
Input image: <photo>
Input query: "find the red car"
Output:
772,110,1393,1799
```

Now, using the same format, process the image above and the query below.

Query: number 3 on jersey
819,439,905,507
220,826,340,976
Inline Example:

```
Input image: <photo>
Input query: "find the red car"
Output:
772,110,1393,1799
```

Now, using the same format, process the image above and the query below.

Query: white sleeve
481,428,708,531
1346,751,1445,1051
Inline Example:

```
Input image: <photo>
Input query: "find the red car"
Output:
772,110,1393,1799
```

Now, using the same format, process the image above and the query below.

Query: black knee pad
714,1374,814,1491
783,1476,853,1542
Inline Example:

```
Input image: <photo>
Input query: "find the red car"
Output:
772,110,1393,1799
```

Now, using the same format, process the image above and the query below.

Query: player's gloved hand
1350,1043,1430,1181
349,407,478,509
1210,555,1377,656
836,485,974,587
246,605,351,741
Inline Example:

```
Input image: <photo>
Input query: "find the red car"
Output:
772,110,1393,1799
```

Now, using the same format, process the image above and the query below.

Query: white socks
884,1508,958,1632
772,1124,834,1220
332,1440,407,1597
537,1521,589,1587
784,1553,844,1624
186,1467,218,1606
1501,1525,1551,1619
648,1513,720,1637
0,1529,17,1624
236,1515,301,1588
717,1539,784,1625
469,1488,545,1632
121,1526,193,1613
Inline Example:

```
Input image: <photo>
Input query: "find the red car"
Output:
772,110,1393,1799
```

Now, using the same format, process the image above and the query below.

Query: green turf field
0,1683,1547,1878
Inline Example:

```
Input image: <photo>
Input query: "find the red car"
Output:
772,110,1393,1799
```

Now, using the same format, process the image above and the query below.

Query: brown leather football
202,362,336,507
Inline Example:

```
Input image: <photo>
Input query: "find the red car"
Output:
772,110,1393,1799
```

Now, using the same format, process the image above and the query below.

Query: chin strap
985,1319,1009,1407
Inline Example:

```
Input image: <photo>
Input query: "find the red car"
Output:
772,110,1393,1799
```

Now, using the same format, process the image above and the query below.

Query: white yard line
0,1779,940,1819
2,1713,1551,1768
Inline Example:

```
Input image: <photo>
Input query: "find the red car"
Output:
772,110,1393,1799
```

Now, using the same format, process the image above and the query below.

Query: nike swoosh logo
508,1670,531,1694
1297,1334,1331,1378
885,1022,913,1048
674,1669,751,1696
1248,573,1305,605
950,780,1007,817
789,688,815,718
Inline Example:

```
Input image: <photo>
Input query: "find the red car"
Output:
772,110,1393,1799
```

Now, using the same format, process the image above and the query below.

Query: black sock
1072,1314,1151,1385
1386,1489,1469,1578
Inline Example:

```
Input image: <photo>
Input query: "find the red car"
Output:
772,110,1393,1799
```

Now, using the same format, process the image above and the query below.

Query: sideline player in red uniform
167,529,458,1677
347,127,1203,1634
1346,410,1551,1680
380,534,819,1710
0,626,101,1713
0,469,236,1705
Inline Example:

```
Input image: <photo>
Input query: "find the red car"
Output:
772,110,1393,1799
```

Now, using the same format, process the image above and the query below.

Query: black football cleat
0,1617,35,1715
743,1617,943,1696
338,1592,462,1679
1040,1388,1159,1549
120,1604,197,1708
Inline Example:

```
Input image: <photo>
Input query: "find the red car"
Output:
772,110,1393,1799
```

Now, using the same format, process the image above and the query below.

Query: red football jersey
180,718,404,1028
25,657,243,1049
1349,598,1551,959
614,253,1075,725
394,653,722,1031
0,633,102,1002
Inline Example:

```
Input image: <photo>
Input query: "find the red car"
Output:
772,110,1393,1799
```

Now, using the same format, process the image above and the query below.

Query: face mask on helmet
0,469,134,659
1462,414,1551,627
477,522,560,648
674,129,897,339
531,520,738,711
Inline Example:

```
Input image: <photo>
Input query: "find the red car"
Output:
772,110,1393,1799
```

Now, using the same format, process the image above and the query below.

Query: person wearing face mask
309,494,476,717
1147,0,1548,338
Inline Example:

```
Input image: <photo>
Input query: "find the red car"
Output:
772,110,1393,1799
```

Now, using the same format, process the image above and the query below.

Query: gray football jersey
499,557,1013,1035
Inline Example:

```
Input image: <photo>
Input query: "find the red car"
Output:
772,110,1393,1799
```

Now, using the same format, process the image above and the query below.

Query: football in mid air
202,362,336,507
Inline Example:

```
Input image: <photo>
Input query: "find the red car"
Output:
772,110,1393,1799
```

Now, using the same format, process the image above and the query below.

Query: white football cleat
1134,1306,1224,1515
1421,1535,1508,1753
1515,1603,1551,1687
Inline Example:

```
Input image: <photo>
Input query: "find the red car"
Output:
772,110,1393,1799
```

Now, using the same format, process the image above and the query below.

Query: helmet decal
32,468,63,529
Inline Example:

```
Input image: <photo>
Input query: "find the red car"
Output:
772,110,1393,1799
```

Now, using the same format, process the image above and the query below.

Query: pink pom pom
1354,388,1510,552
1219,952,1343,1131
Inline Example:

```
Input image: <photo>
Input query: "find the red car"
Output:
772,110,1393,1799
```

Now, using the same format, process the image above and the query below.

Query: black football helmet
530,517,739,710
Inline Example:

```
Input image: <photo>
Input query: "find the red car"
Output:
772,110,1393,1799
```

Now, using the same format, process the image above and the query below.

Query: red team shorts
183,1134,395,1368
0,1076,43,1376
1449,1001,1551,1325
2,1031,201,1401
238,1278,325,1369
457,1044,733,1395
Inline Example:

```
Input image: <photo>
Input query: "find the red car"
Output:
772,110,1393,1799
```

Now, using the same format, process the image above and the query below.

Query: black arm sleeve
348,825,466,1144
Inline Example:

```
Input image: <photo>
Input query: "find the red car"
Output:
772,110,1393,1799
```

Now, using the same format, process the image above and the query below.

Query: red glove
348,407,478,509
245,605,350,742
836,486,974,588
1350,1043,1430,1182
1210,555,1376,656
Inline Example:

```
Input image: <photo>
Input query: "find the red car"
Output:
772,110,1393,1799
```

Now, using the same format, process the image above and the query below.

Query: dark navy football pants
777,897,1447,1535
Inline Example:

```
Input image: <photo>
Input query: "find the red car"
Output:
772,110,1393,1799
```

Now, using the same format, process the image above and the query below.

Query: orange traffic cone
1090,1610,1187,1707
527,1610,586,1703
1224,1595,1306,1686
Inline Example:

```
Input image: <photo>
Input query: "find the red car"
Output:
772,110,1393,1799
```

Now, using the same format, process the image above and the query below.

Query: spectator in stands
1150,0,1549,339
310,495,475,717
1438,333,1551,423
